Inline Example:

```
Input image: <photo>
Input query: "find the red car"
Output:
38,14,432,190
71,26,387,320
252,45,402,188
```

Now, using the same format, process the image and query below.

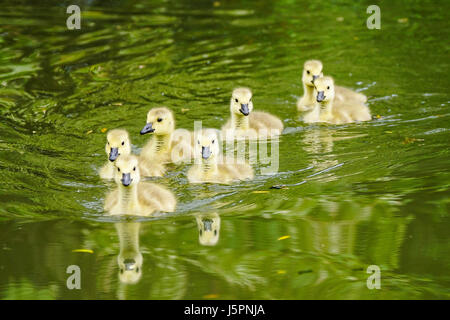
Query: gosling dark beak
140,122,154,135
201,146,211,160
123,258,136,271
312,75,320,83
109,147,119,162
317,91,325,102
121,173,132,187
240,103,249,116
203,219,213,231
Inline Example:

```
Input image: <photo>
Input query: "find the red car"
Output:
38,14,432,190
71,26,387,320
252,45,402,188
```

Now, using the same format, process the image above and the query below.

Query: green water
0,0,449,300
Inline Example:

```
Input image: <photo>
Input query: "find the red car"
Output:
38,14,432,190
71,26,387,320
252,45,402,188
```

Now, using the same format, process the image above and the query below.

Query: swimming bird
188,129,254,184
140,107,194,176
221,88,283,140
297,60,367,112
303,76,371,124
104,155,176,216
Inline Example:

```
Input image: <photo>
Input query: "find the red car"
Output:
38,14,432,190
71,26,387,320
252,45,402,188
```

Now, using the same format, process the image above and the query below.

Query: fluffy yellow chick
104,155,176,216
304,76,371,124
221,88,283,140
140,107,194,176
188,129,254,184
297,60,367,112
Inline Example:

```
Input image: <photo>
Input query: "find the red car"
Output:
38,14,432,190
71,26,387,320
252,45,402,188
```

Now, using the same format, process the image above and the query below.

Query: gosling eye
117,167,120,172
198,140,200,144
133,167,136,171
307,70,310,74
107,141,110,145
249,98,252,102
157,118,163,122
327,86,330,90
235,98,238,103
214,229,217,236
212,140,215,144
121,141,124,146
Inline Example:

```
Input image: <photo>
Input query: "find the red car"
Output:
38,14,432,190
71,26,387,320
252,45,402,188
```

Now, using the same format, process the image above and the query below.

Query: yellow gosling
221,88,283,140
297,60,367,112
104,155,176,216
139,107,194,177
188,129,254,184
304,76,371,124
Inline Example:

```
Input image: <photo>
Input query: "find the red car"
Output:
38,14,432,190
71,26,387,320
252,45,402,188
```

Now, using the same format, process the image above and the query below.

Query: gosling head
140,107,175,136
105,129,131,162
230,87,253,117
195,129,221,162
302,60,323,87
118,252,143,284
314,76,335,104
114,155,140,187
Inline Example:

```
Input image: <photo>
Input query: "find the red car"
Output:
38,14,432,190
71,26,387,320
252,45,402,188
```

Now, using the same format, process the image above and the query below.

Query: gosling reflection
104,155,176,216
196,213,221,246
303,128,339,175
116,222,142,284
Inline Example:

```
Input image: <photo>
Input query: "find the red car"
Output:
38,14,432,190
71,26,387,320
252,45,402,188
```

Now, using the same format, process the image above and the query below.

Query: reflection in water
303,128,339,178
116,222,143,285
0,0,448,300
196,213,221,246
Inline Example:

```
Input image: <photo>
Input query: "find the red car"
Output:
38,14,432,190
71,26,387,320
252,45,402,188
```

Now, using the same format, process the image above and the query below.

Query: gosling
303,76,371,124
297,60,367,112
188,129,254,184
104,155,176,216
221,88,283,140
140,107,194,176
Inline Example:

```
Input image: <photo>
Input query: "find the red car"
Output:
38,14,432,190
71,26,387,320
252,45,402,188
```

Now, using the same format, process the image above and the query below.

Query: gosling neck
231,112,250,130
117,183,139,213
154,132,172,153
201,157,218,175
117,222,140,253
318,100,334,119
303,83,316,105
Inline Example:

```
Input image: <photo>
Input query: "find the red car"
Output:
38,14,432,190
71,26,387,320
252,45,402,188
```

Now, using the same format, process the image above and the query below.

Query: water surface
0,0,449,299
